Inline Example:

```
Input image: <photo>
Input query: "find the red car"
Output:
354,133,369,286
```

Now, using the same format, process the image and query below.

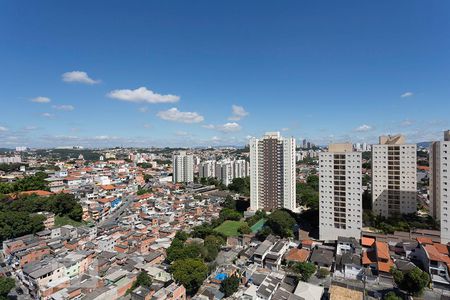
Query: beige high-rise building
430,130,450,244
249,132,296,211
172,151,194,183
372,135,417,217
319,144,362,241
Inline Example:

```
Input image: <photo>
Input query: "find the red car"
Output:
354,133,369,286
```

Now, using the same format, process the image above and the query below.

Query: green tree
306,175,319,191
0,277,15,300
316,268,330,278
266,210,296,237
137,162,152,169
175,231,189,242
238,223,252,235
391,266,429,296
127,271,152,294
219,208,242,221
170,258,208,295
228,177,250,196
384,291,401,300
223,195,236,210
402,267,430,296
137,187,151,195
293,262,316,281
220,275,240,297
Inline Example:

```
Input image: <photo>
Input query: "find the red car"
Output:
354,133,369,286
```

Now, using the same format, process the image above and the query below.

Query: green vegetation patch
55,215,84,227
214,220,245,237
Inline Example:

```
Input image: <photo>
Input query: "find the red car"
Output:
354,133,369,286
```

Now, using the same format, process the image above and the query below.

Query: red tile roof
433,243,449,256
19,190,53,197
424,244,450,263
417,237,434,245
362,237,375,247
376,241,390,260
285,248,310,263
362,251,376,265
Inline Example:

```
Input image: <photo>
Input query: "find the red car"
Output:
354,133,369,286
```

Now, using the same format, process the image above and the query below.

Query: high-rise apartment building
319,144,362,241
372,135,417,217
172,151,194,183
233,159,250,178
216,161,234,186
430,130,450,244
249,132,296,211
199,160,216,179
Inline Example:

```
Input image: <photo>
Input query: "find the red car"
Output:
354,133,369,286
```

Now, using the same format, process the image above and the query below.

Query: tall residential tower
172,151,194,183
430,130,450,244
249,132,296,211
319,143,362,241
372,135,417,217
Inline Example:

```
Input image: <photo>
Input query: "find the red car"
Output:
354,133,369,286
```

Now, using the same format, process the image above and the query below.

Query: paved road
98,194,135,228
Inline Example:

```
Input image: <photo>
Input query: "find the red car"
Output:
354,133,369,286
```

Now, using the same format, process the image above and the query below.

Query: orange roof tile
362,251,377,265
417,237,434,245
362,237,375,247
376,241,390,260
302,239,314,246
424,244,450,263
378,261,394,273
285,248,310,262
433,243,449,256
19,190,53,197
97,198,113,204
101,185,115,190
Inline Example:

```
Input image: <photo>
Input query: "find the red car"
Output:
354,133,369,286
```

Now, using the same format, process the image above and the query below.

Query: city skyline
1,1,450,148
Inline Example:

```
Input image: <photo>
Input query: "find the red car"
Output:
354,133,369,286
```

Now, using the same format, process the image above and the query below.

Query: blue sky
0,1,449,148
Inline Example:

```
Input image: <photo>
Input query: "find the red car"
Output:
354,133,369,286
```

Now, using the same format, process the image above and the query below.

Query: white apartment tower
199,160,216,179
372,135,417,217
319,144,362,241
430,130,450,244
216,161,234,186
233,159,250,178
249,132,296,211
172,151,194,183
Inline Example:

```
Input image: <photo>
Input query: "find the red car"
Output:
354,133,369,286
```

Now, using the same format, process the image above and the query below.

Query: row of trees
363,211,439,234
0,172,49,194
167,230,226,295
0,193,83,242
296,175,319,210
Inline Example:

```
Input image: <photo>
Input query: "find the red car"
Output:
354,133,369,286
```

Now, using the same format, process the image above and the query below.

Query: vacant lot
214,220,245,237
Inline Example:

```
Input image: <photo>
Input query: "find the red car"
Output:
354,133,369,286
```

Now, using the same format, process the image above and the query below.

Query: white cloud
228,105,249,121
175,131,190,137
93,135,117,141
202,124,216,129
53,104,74,111
401,120,414,127
157,108,204,123
31,96,51,103
108,87,179,104
281,127,289,131
41,112,54,118
401,92,414,98
143,123,152,129
217,122,241,132
355,124,373,132
138,107,149,113
203,122,242,132
24,126,38,131
62,71,100,84
0,126,8,132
